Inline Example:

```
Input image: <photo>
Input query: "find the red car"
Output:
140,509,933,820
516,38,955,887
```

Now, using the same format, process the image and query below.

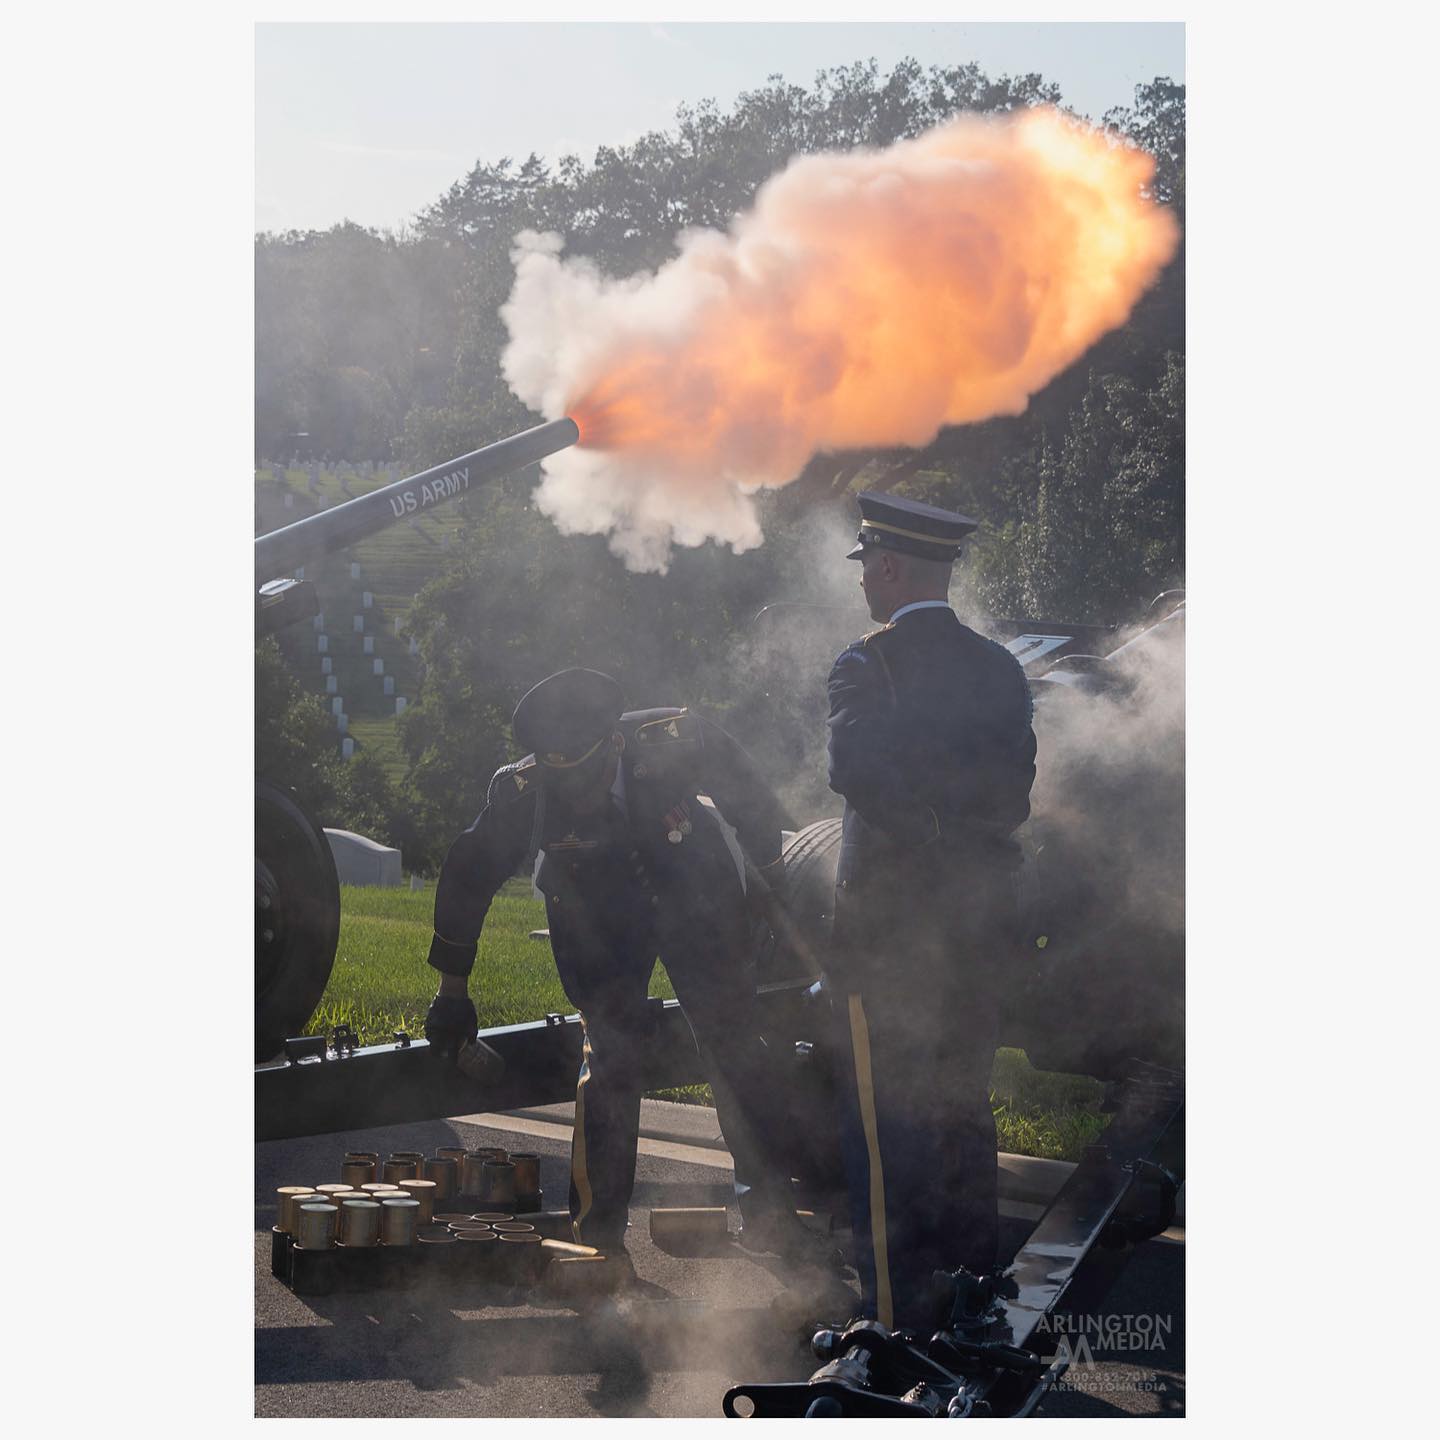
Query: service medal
667,829,683,844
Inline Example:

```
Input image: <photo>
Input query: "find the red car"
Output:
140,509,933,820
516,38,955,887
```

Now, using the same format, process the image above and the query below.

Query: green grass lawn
308,880,1108,1161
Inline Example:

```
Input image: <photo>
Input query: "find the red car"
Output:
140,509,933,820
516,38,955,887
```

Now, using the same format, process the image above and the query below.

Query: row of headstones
313,607,419,653
317,667,409,718
320,658,398,690
327,691,408,733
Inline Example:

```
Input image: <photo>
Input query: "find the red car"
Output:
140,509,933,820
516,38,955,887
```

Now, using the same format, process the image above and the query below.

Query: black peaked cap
512,668,624,767
846,490,978,562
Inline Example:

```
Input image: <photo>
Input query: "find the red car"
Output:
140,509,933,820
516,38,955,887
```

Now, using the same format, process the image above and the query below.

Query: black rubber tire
255,777,340,1061
761,817,844,985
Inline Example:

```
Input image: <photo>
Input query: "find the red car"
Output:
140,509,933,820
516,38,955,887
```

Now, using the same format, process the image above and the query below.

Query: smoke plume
501,107,1179,572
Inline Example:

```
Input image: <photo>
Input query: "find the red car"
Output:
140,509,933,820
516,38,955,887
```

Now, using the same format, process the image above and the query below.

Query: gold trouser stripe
571,1023,593,1243
848,993,893,1329
861,518,959,546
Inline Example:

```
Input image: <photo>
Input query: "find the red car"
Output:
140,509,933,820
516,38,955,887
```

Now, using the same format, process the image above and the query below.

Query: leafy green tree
255,637,341,817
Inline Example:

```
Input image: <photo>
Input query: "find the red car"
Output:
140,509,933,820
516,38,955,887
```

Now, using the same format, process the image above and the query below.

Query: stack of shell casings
461,1147,508,1196
276,1187,319,1236
382,1153,422,1183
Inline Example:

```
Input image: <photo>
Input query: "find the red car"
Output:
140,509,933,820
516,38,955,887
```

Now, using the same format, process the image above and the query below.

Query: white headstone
337,713,348,735
395,697,407,716
284,493,293,509
383,676,395,695
317,635,328,653
326,675,337,694
353,615,364,633
312,613,323,632
341,737,355,760
332,696,344,716
318,495,330,509
373,658,384,676
320,657,331,675
410,874,423,892
393,617,402,636
362,636,374,655
296,565,304,580
408,637,418,656
350,562,361,580
362,591,373,608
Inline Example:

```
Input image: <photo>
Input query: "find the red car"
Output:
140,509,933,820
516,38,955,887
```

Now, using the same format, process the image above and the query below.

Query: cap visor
844,541,867,560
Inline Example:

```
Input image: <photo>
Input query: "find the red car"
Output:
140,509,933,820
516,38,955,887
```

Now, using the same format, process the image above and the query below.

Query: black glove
425,993,478,1060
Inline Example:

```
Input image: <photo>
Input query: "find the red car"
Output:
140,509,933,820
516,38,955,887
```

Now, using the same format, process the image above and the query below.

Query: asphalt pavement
255,1107,1183,1418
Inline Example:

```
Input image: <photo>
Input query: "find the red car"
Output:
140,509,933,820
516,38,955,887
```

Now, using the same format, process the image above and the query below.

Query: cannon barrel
254,417,579,584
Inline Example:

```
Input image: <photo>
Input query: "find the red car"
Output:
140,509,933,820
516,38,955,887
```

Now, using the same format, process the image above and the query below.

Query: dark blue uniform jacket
827,606,1036,889
428,708,786,978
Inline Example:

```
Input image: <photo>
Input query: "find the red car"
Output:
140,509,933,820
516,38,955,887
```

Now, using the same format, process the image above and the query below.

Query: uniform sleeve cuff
427,933,477,977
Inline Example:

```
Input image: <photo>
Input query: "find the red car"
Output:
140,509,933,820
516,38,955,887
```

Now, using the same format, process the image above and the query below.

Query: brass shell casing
397,1179,437,1223
380,1197,420,1246
341,1160,377,1188
508,1152,541,1197
382,1159,417,1184
337,1199,381,1247
297,1203,338,1250
481,1160,518,1208
436,1146,468,1177
423,1157,459,1203
315,1184,355,1204
467,1213,513,1224
459,1153,489,1194
361,1183,403,1196
276,1188,319,1235
491,1222,534,1234
343,1151,380,1182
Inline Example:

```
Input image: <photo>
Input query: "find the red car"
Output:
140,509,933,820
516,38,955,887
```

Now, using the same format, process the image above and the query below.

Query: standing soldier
423,668,834,1270
824,492,1036,1332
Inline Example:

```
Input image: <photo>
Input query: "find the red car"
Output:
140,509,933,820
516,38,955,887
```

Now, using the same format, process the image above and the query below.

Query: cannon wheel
762,817,843,985
255,777,340,1061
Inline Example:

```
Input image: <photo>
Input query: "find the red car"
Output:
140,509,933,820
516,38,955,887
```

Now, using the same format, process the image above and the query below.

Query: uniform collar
888,600,954,623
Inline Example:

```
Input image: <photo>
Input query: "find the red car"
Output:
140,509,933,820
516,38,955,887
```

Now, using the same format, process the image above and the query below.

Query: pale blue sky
256,21,1184,235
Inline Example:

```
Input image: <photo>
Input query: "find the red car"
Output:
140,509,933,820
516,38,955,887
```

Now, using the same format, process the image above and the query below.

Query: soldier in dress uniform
825,491,1037,1332
423,668,829,1265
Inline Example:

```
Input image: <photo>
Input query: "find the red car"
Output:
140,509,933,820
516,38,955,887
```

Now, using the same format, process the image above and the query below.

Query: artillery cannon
254,418,580,1060
254,436,1183,1402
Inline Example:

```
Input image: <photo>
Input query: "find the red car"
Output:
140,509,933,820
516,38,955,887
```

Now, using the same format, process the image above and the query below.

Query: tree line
255,59,1185,867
